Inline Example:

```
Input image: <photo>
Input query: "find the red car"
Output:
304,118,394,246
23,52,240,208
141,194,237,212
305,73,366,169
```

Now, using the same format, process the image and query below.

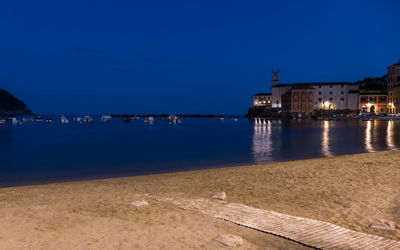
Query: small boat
21,117,32,123
130,116,139,121
46,118,53,123
0,119,5,124
144,116,154,124
34,116,44,122
7,117,18,124
168,115,182,124
232,118,238,122
61,115,69,124
73,117,82,122
362,117,372,121
217,117,224,121
100,115,112,122
123,118,131,123
83,116,93,123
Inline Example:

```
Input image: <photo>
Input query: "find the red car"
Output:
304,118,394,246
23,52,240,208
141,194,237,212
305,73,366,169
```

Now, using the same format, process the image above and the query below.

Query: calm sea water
0,117,398,187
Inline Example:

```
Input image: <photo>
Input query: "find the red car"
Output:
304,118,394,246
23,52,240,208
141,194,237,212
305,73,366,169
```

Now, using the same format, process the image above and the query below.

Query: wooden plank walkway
151,195,400,249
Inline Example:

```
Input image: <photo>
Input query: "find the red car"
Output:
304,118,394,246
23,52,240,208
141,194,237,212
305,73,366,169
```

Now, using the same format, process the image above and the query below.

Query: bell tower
271,70,279,86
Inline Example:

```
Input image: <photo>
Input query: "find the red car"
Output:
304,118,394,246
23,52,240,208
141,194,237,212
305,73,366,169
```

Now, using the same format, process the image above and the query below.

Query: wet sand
1,150,400,249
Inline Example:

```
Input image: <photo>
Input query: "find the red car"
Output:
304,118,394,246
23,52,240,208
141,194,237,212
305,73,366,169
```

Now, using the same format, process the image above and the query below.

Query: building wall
281,93,291,112
291,89,314,114
348,92,359,111
271,86,290,108
387,63,400,113
359,94,387,114
253,95,272,107
272,83,359,112
314,84,359,110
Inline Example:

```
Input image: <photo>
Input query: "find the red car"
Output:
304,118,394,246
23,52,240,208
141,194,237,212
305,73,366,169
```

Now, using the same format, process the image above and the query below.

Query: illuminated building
271,71,359,114
359,92,387,114
387,60,400,113
253,93,272,108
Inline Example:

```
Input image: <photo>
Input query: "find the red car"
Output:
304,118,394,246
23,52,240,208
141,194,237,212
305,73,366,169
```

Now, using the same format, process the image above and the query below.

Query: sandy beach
1,150,400,249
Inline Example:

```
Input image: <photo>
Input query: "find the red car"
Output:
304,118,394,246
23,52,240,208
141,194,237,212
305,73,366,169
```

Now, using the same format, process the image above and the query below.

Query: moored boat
83,116,93,123
168,115,182,124
73,117,82,122
61,115,69,124
7,117,18,124
362,117,373,121
34,116,44,122
144,116,154,124
21,117,32,123
130,116,139,121
100,115,112,122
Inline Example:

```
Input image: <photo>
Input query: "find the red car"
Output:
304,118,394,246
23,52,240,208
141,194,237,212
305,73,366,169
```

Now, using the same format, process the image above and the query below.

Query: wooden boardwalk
151,195,400,249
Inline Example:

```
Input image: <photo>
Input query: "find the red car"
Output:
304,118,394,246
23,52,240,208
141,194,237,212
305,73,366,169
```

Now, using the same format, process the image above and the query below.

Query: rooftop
292,86,315,89
359,90,388,95
272,82,354,87
253,93,271,96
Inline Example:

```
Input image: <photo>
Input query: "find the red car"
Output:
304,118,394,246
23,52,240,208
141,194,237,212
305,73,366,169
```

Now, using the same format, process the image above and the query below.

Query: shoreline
0,149,383,189
1,150,400,248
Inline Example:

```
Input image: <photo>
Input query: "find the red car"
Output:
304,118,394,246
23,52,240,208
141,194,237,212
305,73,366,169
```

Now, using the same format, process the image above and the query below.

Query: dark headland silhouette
0,89,32,116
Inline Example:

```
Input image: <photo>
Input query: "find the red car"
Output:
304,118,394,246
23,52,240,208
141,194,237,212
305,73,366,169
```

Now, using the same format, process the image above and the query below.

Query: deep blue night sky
1,0,399,115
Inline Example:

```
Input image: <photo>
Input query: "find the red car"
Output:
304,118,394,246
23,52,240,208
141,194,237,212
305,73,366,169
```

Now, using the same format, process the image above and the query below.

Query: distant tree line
356,75,387,92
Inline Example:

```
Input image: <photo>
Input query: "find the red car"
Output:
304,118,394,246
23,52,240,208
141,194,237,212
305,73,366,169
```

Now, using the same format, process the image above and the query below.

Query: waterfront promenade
0,150,399,249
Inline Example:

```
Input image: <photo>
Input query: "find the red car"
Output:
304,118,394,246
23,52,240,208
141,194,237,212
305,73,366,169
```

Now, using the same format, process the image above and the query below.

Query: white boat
233,118,238,122
21,117,31,123
217,117,224,121
9,117,18,124
34,116,44,122
144,116,154,124
73,117,82,122
46,118,53,123
100,115,112,122
168,115,182,124
83,116,93,123
130,116,139,120
0,119,5,124
61,115,69,124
